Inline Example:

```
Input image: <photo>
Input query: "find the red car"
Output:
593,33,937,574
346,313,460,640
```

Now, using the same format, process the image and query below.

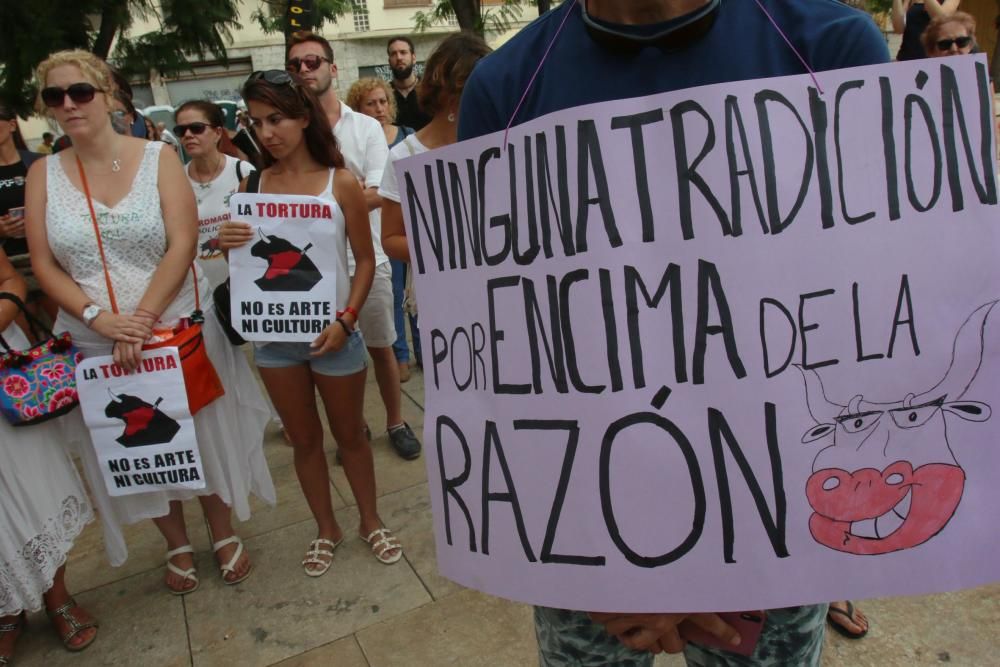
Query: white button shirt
334,100,390,271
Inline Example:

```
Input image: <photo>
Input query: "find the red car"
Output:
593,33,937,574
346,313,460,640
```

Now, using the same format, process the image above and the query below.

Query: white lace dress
44,142,276,567
0,323,94,616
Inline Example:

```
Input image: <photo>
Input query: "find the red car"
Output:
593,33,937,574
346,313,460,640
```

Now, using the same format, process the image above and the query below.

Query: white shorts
356,262,396,348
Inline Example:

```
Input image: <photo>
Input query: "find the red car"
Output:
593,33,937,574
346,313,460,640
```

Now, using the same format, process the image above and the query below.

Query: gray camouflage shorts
535,604,828,667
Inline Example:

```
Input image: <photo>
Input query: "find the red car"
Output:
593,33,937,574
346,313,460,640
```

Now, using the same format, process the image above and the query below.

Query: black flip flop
827,601,869,640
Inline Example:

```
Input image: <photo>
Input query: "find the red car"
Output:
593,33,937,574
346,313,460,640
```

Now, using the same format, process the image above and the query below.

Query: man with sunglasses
285,31,422,461
457,1,889,666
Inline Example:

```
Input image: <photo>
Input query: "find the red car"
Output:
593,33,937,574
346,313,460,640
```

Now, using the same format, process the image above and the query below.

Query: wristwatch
82,303,103,328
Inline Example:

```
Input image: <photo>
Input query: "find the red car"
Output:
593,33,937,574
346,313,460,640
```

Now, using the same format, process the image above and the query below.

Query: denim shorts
253,330,367,376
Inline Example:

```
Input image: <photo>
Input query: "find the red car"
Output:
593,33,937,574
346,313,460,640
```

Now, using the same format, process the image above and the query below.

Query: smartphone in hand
7,207,24,221
681,611,767,657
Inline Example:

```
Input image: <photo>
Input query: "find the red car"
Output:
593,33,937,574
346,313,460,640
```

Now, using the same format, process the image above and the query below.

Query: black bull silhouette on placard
798,301,996,556
104,389,181,447
250,229,322,292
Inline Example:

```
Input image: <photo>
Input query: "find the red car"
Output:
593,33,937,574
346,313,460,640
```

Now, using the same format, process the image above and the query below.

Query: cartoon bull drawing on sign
250,229,322,292
105,389,181,448
797,301,995,555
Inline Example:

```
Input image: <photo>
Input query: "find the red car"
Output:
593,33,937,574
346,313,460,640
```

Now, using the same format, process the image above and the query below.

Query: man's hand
589,612,741,654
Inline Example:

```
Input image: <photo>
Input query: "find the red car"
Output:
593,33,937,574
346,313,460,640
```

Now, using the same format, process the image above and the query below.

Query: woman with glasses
24,50,275,595
175,100,256,289
345,77,419,383
219,69,402,574
0,249,99,661
892,1,961,61
922,11,977,57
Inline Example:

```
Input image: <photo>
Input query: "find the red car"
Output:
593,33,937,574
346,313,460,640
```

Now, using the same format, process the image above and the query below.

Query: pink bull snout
806,461,966,555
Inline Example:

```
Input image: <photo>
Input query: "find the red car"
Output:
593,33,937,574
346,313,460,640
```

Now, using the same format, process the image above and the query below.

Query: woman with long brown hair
219,70,402,574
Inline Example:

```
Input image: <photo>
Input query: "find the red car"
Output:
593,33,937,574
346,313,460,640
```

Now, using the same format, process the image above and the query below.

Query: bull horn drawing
257,228,269,243
107,388,122,403
798,366,844,423
914,300,998,403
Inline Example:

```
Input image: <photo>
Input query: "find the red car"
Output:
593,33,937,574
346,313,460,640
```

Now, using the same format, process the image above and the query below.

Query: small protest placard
75,348,204,497
228,193,343,342
396,56,1000,611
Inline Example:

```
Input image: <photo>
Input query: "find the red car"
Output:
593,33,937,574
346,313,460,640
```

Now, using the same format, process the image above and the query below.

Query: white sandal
165,545,199,595
302,537,343,577
362,528,403,565
213,535,252,585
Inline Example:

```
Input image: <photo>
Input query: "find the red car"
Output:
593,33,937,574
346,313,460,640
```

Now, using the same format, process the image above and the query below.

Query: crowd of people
0,0,991,665
0,28,491,665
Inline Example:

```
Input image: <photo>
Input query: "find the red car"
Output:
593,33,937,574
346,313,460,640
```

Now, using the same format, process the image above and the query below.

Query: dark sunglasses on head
40,82,102,108
247,70,296,87
284,55,329,73
173,122,216,137
936,36,972,51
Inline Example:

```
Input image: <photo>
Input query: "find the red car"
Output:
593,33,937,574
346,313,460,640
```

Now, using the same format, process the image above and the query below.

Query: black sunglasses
41,82,102,108
246,70,296,87
173,122,216,137
285,55,329,73
936,36,972,51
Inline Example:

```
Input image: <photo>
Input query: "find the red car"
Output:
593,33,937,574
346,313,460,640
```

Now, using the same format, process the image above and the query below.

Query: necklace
192,154,224,189
110,135,122,172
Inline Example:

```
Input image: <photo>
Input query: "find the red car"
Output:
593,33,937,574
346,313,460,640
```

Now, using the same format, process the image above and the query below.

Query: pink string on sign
752,0,824,94
502,0,581,149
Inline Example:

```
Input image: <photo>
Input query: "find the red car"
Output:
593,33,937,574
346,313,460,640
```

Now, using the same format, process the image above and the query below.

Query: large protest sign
395,56,1000,612
76,349,204,497
228,193,343,342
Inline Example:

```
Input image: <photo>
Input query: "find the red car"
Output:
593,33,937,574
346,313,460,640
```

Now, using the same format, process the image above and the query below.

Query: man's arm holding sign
444,0,897,665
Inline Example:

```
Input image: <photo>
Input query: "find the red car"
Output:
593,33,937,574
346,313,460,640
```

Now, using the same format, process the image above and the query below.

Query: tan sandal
0,612,25,664
165,545,199,595
362,527,403,564
46,599,98,652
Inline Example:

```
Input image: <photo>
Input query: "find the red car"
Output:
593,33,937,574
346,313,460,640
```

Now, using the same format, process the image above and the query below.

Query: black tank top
897,3,931,61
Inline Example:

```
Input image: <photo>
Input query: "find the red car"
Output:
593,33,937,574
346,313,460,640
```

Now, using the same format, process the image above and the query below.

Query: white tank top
45,142,207,324
258,168,351,314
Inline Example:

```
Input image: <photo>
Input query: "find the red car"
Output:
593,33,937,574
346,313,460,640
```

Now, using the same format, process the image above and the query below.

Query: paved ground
11,363,999,666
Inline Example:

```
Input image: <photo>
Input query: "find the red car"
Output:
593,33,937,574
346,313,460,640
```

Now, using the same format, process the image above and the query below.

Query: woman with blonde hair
346,77,419,381
892,1,962,60
921,11,977,57
24,49,275,595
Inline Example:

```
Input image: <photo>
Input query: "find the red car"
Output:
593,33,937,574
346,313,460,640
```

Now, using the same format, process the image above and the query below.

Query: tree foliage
0,0,249,115
252,0,352,39
413,0,561,36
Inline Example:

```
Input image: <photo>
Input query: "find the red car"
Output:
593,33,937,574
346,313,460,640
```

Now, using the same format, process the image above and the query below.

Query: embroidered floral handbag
0,292,82,426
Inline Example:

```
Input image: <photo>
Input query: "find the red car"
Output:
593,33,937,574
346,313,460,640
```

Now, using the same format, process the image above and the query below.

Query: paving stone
235,462,346,542
356,587,536,667
822,585,1000,666
375,482,463,600
272,635,369,667
64,498,212,594
15,568,188,667
186,515,431,666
